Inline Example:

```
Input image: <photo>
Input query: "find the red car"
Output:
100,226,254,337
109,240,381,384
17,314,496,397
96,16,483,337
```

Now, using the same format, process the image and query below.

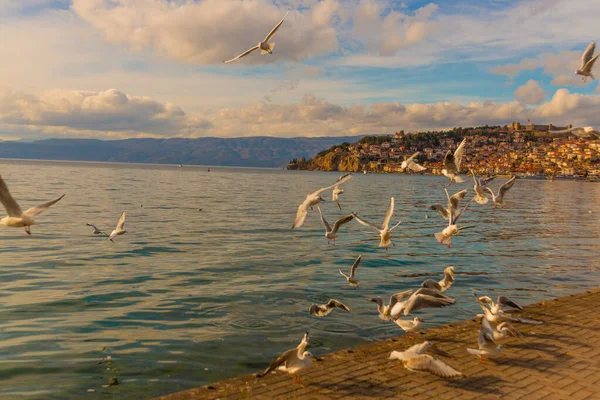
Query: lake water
1,159,599,399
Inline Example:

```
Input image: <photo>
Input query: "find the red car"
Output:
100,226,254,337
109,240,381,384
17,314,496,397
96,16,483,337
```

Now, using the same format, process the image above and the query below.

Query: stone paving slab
156,288,600,400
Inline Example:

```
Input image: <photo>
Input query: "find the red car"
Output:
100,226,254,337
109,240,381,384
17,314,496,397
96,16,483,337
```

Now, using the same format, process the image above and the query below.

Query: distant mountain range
0,136,364,168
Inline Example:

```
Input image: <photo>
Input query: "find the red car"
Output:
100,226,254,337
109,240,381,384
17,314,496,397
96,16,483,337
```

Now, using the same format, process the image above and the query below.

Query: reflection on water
0,160,599,399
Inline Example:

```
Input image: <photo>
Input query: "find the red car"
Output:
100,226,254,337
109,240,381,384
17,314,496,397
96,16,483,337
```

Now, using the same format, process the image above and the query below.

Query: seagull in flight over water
471,171,495,205
309,299,350,317
107,212,127,243
352,197,401,249
0,175,65,235
87,223,107,236
429,189,468,221
317,206,353,245
434,189,474,248
339,255,361,288
401,152,426,173
442,138,467,185
223,10,289,64
292,174,352,229
421,266,455,292
485,176,516,208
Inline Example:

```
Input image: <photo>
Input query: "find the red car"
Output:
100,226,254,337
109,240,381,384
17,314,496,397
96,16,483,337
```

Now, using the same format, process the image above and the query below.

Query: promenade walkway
157,288,600,400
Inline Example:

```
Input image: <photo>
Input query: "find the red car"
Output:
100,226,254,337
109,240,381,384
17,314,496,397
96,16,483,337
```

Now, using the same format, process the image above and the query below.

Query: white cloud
352,1,438,56
0,88,212,138
71,0,338,65
514,80,546,105
4,87,600,139
491,50,588,88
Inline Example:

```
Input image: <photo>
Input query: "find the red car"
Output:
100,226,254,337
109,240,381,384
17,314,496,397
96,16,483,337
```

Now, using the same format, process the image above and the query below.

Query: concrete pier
157,288,600,399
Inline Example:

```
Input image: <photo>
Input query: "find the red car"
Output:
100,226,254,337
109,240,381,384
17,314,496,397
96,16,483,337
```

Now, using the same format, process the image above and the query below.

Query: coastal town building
289,122,600,180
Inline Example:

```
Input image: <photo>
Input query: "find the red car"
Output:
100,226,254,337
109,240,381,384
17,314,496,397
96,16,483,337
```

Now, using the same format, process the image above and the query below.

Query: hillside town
288,122,600,180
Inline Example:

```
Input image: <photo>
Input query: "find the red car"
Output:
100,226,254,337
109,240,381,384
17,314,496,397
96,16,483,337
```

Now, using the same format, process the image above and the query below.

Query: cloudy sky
1,0,600,140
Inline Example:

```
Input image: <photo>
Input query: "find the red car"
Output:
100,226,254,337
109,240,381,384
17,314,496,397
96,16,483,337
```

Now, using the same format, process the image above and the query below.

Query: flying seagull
575,41,599,82
471,171,495,205
442,138,467,185
434,190,474,247
224,10,289,64
401,152,426,173
548,126,599,138
309,299,350,317
87,223,107,236
390,288,456,319
475,317,523,341
475,293,543,325
429,189,468,221
107,212,127,243
389,341,462,378
256,332,312,387
370,291,412,322
476,294,522,314
394,317,424,340
467,314,505,364
0,175,65,235
339,255,361,288
317,206,353,245
292,174,352,229
421,266,455,292
485,176,516,208
352,197,401,249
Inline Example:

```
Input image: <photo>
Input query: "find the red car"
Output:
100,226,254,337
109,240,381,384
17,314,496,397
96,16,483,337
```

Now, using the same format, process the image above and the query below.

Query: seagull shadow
494,356,564,372
446,374,507,395
309,377,403,397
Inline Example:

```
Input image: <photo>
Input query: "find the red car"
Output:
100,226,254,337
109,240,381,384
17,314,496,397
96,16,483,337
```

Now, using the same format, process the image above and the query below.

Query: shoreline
155,288,600,400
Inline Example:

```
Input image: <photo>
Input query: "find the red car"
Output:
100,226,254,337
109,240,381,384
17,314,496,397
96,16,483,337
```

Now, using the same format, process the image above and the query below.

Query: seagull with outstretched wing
0,175,65,235
575,41,600,83
224,10,289,64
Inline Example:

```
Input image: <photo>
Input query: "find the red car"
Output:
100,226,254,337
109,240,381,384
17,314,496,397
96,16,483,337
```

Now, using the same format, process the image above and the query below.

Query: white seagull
548,126,599,138
575,41,599,82
442,138,467,185
0,175,65,235
429,189,468,221
401,152,426,173
87,223,107,236
256,331,312,387
223,10,289,64
292,174,352,229
471,171,495,205
339,255,361,288
475,293,543,325
390,288,456,319
434,190,474,248
107,212,127,243
476,294,523,314
485,176,516,208
332,186,344,211
474,316,523,341
421,266,455,292
370,291,410,322
467,315,505,364
352,197,401,249
309,299,350,317
317,206,353,245
389,341,462,378
394,317,424,340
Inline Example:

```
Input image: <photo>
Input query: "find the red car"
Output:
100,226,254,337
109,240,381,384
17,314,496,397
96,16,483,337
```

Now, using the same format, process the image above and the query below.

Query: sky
1,0,600,140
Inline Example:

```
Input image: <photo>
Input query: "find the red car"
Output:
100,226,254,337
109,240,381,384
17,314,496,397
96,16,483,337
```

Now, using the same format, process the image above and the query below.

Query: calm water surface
1,159,600,399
